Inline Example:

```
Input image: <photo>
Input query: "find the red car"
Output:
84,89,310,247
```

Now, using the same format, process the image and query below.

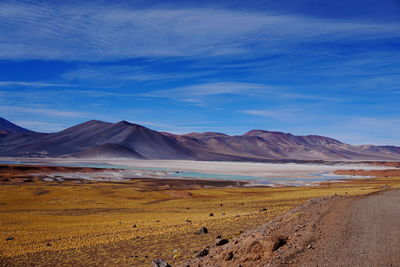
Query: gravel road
300,190,400,267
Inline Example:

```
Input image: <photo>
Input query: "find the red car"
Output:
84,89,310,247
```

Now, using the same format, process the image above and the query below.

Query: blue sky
0,0,399,145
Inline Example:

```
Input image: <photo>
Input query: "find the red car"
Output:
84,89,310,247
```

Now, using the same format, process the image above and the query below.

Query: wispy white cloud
0,1,399,61
0,81,70,87
139,82,278,106
62,65,216,86
242,109,304,120
143,82,275,97
0,106,91,118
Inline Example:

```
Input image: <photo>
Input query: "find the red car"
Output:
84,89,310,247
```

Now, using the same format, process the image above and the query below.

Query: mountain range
1,117,399,161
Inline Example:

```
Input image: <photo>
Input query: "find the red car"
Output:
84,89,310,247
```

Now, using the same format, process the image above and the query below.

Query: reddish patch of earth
334,168,400,177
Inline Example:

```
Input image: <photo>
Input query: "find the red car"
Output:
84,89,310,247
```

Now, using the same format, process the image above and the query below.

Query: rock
216,238,229,246
308,244,313,249
196,248,209,258
225,251,234,261
219,204,223,206
221,212,225,215
259,208,268,212
194,227,208,235
133,224,137,228
209,213,214,217
185,219,192,224
46,242,52,246
5,237,13,241
151,258,171,267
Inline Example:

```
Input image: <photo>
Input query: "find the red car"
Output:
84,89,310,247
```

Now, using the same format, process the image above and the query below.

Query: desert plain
1,159,400,266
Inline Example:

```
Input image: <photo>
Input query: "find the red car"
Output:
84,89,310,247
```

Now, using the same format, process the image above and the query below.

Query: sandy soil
185,189,400,267
298,189,400,266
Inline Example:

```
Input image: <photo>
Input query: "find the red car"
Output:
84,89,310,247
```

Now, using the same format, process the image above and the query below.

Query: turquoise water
0,160,350,184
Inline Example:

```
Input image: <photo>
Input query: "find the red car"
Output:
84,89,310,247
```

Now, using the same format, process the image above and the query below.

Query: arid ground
1,161,400,266
187,189,400,267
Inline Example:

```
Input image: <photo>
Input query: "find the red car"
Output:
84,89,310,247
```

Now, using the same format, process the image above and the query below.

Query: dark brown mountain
0,118,399,161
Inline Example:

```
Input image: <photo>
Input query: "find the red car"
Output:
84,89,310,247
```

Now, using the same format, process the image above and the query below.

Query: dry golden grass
1,172,400,266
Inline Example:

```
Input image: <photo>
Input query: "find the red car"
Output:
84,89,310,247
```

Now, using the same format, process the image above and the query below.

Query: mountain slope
70,143,146,159
0,120,197,159
0,117,32,134
0,118,400,161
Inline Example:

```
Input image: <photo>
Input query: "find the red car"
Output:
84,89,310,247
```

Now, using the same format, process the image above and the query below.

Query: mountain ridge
0,117,33,134
0,117,399,161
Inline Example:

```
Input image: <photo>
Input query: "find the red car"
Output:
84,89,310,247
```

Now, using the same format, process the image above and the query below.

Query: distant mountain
0,120,196,159
70,143,146,159
0,117,32,134
0,118,400,161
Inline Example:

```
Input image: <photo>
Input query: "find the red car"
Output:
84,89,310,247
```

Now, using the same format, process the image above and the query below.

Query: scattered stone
225,251,234,261
46,242,52,246
216,235,222,239
216,238,229,246
151,258,171,267
196,248,209,258
194,227,208,235
209,213,214,217
272,236,288,251
173,254,181,259
235,215,241,218
219,204,223,206
133,224,137,228
5,237,13,241
156,220,160,223
221,212,225,215
308,244,313,249
185,219,192,223
259,208,268,212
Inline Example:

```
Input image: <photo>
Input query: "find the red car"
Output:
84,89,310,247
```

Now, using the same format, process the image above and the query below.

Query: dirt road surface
299,189,400,267
186,189,400,267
